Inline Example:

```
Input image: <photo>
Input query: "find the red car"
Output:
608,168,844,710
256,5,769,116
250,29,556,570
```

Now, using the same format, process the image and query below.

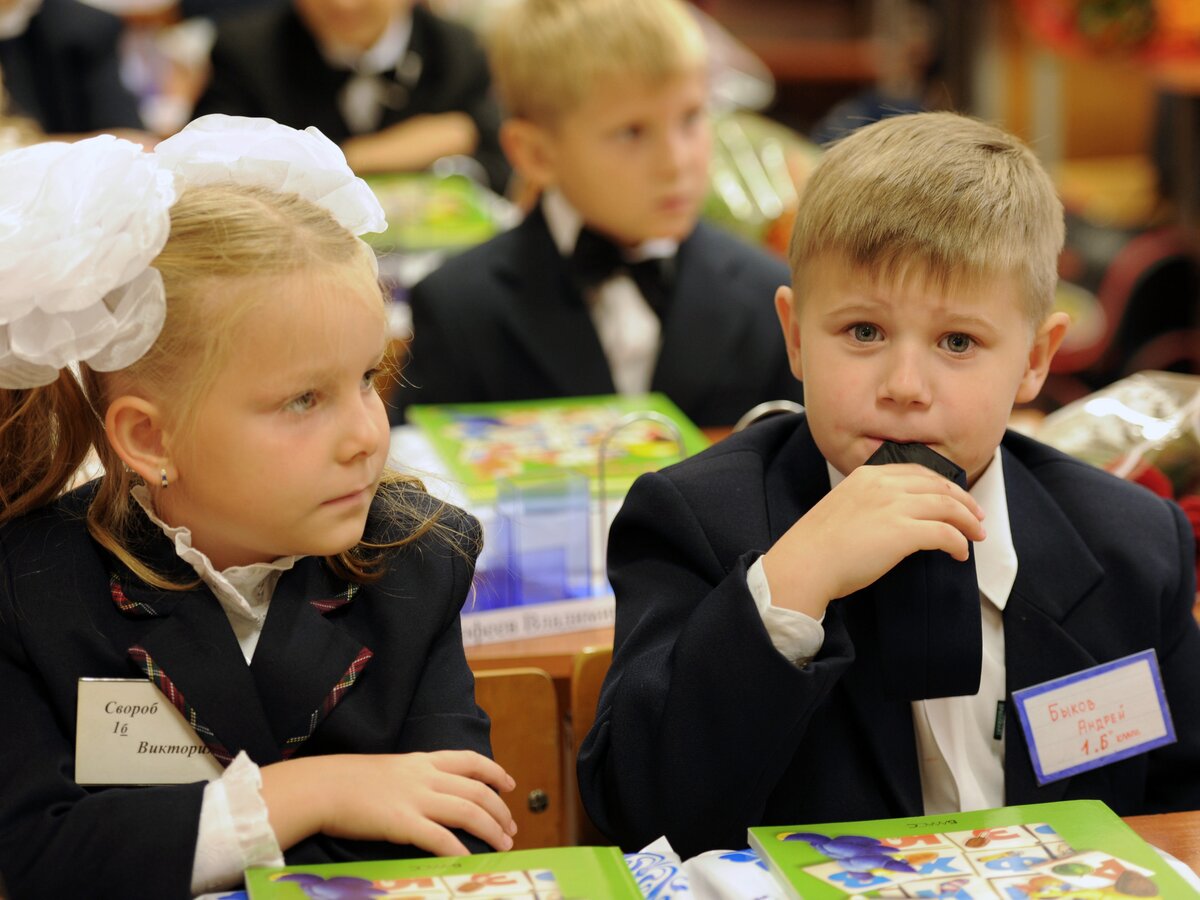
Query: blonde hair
0,184,466,587
486,0,707,124
788,112,1064,323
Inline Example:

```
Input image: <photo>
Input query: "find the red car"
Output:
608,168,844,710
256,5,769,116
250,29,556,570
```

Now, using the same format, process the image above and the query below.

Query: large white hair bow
0,135,176,389
155,115,386,236
0,115,387,389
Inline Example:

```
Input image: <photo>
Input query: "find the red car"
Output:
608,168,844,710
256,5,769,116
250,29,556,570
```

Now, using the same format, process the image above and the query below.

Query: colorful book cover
405,393,710,503
747,800,1199,899
244,845,641,899
363,172,506,253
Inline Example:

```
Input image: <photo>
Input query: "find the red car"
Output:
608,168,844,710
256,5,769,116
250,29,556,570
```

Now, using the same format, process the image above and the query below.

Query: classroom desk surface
1126,810,1200,874
466,627,613,680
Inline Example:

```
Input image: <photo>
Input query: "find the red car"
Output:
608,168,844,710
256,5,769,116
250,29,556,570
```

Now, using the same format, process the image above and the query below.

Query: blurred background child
395,0,802,428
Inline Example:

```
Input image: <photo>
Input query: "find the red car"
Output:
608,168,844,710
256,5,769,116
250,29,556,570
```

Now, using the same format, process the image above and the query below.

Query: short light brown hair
788,112,1064,323
486,0,707,124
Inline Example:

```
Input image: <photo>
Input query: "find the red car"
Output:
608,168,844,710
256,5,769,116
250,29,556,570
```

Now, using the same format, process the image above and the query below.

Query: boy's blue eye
285,392,318,413
851,323,881,342
941,333,974,353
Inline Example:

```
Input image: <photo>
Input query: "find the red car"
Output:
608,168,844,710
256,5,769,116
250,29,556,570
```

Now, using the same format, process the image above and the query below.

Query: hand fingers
399,817,471,857
428,750,516,793
421,788,516,852
432,769,518,837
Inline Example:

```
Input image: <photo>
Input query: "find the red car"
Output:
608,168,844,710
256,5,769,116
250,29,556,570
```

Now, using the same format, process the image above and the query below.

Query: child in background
578,112,1200,856
0,115,515,897
195,0,509,192
395,0,801,428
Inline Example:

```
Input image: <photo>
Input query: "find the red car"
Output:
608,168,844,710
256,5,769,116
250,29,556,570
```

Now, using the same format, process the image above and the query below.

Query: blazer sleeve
392,267,487,421
0,543,204,899
576,469,855,856
1144,499,1200,810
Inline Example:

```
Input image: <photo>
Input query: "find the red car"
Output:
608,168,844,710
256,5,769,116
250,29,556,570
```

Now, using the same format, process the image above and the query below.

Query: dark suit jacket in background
195,3,508,193
577,414,1200,858
0,0,142,133
396,206,801,428
0,483,489,899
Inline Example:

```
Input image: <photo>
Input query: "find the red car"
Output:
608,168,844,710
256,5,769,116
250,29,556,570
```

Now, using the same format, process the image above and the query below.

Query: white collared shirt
542,190,677,396
131,488,288,892
318,13,414,134
748,445,1016,814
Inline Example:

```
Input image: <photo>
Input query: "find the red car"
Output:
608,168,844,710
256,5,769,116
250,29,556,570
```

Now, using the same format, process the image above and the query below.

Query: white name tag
1012,649,1176,785
75,678,224,785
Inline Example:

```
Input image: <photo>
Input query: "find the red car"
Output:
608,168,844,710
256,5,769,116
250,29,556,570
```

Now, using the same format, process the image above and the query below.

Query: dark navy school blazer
577,414,1200,858
396,205,802,428
194,3,508,193
0,483,489,899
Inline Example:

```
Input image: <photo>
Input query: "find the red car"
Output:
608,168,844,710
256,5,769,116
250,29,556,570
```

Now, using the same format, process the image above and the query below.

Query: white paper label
75,678,224,785
1012,649,1175,784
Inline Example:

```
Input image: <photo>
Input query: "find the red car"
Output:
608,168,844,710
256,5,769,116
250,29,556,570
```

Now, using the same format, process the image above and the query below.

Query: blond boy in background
395,0,800,428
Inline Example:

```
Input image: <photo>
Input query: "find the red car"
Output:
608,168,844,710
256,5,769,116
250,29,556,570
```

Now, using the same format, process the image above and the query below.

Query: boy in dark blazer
195,0,508,192
577,112,1200,857
394,0,800,428
0,0,143,136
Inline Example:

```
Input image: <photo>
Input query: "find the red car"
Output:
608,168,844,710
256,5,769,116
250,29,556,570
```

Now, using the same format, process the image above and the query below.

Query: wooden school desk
1126,811,1200,874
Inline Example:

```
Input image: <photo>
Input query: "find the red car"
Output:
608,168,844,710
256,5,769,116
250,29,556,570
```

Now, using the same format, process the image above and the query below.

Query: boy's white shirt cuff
746,555,824,664
191,751,285,894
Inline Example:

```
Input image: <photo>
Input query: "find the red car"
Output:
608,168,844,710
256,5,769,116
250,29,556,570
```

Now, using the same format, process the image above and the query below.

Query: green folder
405,393,710,504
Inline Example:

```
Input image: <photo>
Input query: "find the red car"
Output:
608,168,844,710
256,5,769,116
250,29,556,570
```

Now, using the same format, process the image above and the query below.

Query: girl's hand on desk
262,750,518,856
762,462,986,618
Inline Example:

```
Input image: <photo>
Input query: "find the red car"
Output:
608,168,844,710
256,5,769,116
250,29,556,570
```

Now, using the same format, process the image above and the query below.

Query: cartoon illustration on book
778,824,1162,898
264,867,563,899
406,394,709,501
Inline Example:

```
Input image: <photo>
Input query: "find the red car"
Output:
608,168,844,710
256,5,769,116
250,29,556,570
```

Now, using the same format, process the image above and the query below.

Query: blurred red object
1015,0,1200,62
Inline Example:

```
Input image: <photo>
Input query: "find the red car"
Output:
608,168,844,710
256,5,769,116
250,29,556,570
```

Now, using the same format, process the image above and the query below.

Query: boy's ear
500,118,558,189
104,395,174,488
1015,311,1071,404
774,284,805,382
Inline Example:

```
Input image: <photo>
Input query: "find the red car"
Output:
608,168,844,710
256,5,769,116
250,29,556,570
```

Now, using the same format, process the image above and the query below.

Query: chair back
568,645,613,845
473,666,566,848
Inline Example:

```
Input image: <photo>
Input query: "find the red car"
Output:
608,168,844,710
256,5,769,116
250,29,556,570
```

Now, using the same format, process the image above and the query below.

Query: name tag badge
1012,649,1176,785
75,678,224,785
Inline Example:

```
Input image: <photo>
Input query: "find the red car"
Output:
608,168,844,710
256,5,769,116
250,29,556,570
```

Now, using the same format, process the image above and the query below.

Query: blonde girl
0,115,514,898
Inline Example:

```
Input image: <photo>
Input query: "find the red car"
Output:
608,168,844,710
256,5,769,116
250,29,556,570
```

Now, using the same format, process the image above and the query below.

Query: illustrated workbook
244,845,642,899
747,800,1199,899
406,393,710,503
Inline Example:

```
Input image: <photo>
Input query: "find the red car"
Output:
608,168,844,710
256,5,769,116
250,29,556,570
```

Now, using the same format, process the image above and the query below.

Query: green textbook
406,393,710,503
747,799,1198,899
244,845,640,899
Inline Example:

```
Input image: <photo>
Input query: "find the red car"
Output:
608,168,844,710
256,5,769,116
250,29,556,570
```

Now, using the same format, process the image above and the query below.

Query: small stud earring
160,468,169,489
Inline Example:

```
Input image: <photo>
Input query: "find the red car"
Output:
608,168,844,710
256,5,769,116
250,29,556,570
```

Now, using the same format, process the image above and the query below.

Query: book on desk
747,799,1199,899
243,845,641,898
399,394,709,645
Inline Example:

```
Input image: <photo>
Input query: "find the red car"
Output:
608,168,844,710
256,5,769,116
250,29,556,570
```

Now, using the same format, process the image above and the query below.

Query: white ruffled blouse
131,487,292,895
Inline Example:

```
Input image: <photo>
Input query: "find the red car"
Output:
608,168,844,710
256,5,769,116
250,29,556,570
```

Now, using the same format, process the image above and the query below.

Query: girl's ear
104,396,174,488
500,118,558,189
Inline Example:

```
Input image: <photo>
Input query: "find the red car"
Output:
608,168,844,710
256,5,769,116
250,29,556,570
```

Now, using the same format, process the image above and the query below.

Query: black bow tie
569,227,675,319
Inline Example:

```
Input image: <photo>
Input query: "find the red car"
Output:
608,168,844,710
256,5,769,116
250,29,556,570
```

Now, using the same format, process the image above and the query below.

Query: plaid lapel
250,557,374,759
107,525,374,763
